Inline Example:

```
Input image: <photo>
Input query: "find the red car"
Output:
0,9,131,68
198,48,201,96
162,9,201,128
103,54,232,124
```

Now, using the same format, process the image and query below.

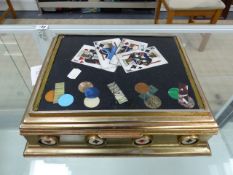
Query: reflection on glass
29,160,71,175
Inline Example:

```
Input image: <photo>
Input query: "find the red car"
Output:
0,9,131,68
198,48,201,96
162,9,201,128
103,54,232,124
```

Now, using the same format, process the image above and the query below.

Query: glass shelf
0,25,233,175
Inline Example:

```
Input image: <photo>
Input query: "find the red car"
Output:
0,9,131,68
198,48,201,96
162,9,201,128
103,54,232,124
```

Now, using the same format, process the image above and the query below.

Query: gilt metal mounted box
20,34,218,156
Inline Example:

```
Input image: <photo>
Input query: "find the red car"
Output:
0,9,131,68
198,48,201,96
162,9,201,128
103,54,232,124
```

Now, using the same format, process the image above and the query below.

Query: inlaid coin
84,87,100,98
178,96,195,109
144,95,162,109
45,90,55,103
84,97,100,108
135,82,150,94
58,94,74,107
168,87,179,100
149,85,158,94
78,81,94,93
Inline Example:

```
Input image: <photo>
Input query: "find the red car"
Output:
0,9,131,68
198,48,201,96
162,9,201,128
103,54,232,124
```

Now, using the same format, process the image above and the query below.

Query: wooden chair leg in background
6,0,17,18
155,0,162,24
0,0,16,24
167,10,174,24
188,16,194,23
210,9,222,24
0,11,9,23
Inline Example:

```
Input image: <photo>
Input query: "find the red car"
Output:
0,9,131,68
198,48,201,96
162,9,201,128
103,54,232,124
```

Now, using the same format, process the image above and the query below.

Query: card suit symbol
90,49,95,53
139,67,143,69
93,139,100,144
95,60,100,64
44,140,51,144
131,65,137,69
139,139,145,144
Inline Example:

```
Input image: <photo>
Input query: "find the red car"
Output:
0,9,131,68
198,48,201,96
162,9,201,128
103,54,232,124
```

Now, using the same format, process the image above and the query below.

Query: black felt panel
38,35,200,111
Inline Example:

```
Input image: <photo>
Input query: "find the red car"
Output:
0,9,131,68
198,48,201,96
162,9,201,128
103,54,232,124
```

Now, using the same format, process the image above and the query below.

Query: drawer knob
179,136,199,145
134,135,152,145
87,135,105,146
39,136,59,146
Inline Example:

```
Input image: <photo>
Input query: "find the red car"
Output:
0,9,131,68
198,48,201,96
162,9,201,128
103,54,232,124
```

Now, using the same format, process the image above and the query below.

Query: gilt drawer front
24,134,212,156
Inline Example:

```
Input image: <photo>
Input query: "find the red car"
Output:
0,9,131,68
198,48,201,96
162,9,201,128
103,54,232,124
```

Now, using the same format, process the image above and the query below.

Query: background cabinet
36,0,156,13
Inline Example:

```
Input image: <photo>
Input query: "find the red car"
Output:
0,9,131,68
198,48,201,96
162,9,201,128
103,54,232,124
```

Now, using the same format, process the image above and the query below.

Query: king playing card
119,46,168,73
94,38,121,71
116,38,148,59
71,45,102,69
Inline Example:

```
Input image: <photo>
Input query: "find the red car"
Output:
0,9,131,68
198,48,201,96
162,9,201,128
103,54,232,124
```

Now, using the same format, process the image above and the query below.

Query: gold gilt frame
33,35,206,113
